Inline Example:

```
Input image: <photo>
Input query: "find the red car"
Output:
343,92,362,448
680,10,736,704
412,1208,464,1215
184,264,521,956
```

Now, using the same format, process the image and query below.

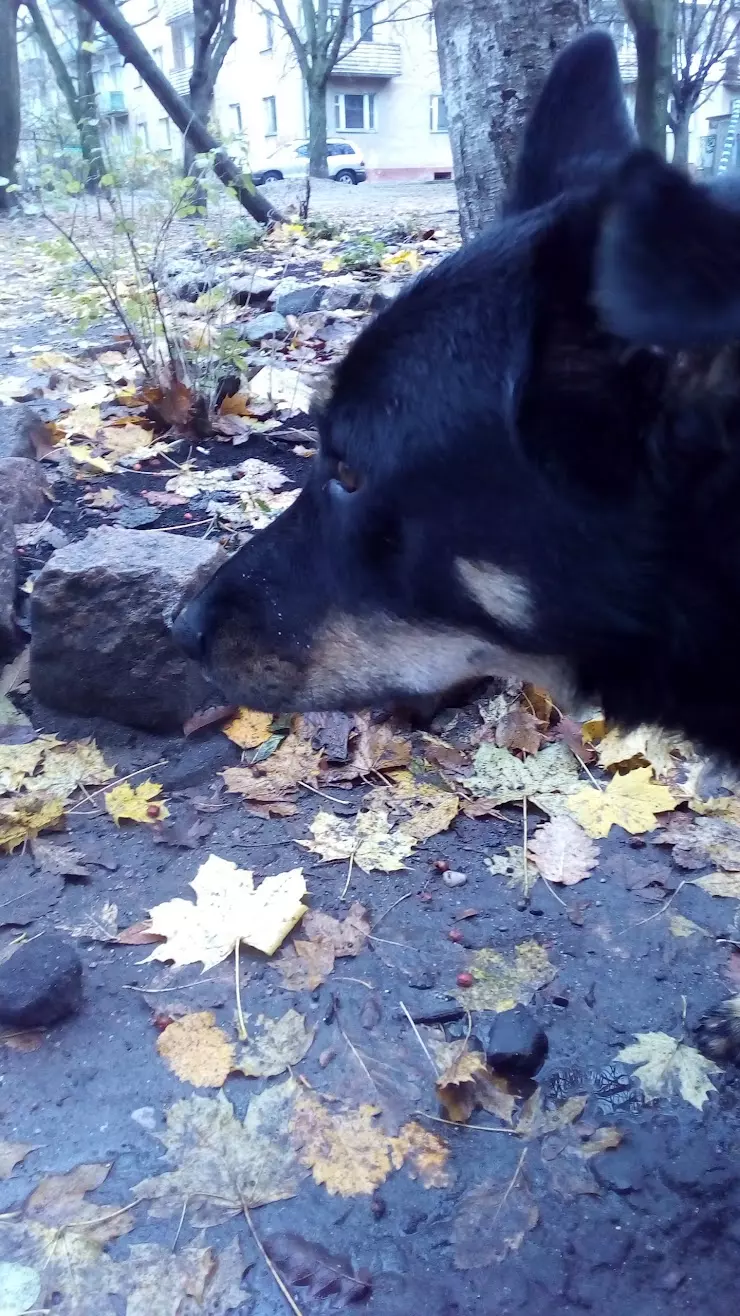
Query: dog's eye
336,461,361,493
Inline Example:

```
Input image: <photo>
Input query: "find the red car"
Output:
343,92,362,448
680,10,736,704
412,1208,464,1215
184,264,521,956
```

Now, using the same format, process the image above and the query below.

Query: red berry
432,858,449,872
133,462,141,470
456,971,473,988
146,804,160,818
418,891,433,903
448,928,464,943
183,511,193,520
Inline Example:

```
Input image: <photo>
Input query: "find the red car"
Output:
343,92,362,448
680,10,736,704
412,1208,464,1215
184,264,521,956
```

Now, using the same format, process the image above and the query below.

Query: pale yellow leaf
597,724,689,779
0,1140,37,1179
617,1032,720,1110
453,940,556,1012
527,815,599,885
692,871,740,898
144,853,308,969
236,1009,315,1077
105,779,168,824
300,807,416,873
465,742,580,813
669,913,710,938
567,767,676,838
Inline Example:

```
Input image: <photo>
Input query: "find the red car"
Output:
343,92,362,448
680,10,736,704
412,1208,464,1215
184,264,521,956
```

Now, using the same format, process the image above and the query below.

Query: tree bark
74,0,283,223
670,105,692,165
184,0,236,194
75,6,105,188
307,75,329,179
622,0,677,156
433,0,587,240
0,0,21,211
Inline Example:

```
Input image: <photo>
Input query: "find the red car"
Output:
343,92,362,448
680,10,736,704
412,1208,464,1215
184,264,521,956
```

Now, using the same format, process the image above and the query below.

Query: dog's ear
509,30,634,213
596,150,740,347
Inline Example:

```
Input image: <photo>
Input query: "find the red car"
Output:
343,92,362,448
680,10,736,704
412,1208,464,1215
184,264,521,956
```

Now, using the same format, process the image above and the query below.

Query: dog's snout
172,599,207,661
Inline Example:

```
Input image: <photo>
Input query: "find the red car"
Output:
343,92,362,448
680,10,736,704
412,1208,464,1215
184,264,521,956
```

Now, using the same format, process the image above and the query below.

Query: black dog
173,32,740,1058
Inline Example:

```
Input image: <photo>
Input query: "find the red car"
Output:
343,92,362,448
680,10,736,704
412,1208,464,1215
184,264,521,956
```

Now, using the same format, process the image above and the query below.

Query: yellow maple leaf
0,794,65,852
597,723,689,779
33,738,115,796
56,403,102,439
291,1089,450,1196
105,779,169,824
617,1032,720,1110
692,872,740,898
65,443,113,475
300,807,416,873
567,767,676,838
157,1011,235,1088
364,769,458,842
454,940,556,1012
144,854,308,968
235,1009,315,1078
0,741,46,793
222,708,273,749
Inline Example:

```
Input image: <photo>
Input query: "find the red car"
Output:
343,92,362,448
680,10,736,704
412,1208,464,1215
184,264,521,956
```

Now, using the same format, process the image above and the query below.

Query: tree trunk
670,105,691,166
433,0,586,239
622,0,677,156
74,0,283,223
75,6,105,188
0,0,21,211
307,75,329,178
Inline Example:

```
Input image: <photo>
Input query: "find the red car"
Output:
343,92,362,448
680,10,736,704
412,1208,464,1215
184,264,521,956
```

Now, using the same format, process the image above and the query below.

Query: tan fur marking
456,558,534,630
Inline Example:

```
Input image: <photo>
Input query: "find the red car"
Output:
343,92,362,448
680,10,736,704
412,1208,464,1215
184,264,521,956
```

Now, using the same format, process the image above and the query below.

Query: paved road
261,176,460,232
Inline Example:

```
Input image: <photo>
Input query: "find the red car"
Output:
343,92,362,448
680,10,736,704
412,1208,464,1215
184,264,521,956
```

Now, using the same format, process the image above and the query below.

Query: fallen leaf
453,941,556,1012
527,816,599,885
659,815,740,870
144,853,308,968
236,1009,315,1077
495,708,543,754
222,735,320,806
25,1162,135,1245
222,708,273,750
0,794,65,852
453,1169,538,1268
276,903,370,990
294,709,355,762
157,1011,236,1088
515,1089,588,1140
326,716,411,781
597,724,689,779
265,1233,372,1304
692,872,740,898
30,837,91,878
0,1141,36,1179
300,808,416,873
364,770,459,842
617,1032,720,1109
0,740,45,792
669,913,710,938
567,768,676,838
105,780,169,825
134,1082,304,1224
485,846,532,894
183,704,234,736
433,1045,516,1125
464,742,580,813
61,902,119,941
291,1089,449,1195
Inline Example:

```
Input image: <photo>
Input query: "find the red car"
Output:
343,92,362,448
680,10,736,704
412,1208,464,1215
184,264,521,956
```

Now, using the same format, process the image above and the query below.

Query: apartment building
89,0,454,182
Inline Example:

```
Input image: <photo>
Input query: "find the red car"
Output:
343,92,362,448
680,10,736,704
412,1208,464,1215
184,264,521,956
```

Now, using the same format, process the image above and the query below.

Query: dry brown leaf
134,1082,304,1224
0,1140,36,1179
659,815,740,870
326,715,411,782
453,1169,538,1269
495,708,544,754
157,1011,236,1088
291,1089,450,1196
515,1089,588,1140
30,837,91,878
25,1162,135,1245
222,735,321,804
276,903,370,990
434,1046,516,1125
454,940,556,1012
527,816,599,885
236,1008,315,1077
144,854,308,968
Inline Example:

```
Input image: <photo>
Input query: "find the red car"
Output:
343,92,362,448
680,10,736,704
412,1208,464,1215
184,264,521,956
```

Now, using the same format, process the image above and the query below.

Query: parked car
250,141,367,186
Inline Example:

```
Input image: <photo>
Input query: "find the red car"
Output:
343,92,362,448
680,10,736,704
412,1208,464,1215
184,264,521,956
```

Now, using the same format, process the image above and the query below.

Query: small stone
485,1005,548,1077
0,933,82,1028
321,280,364,310
228,273,275,305
238,311,288,343
442,869,467,887
274,285,324,316
171,267,217,301
131,1106,158,1131
447,928,464,943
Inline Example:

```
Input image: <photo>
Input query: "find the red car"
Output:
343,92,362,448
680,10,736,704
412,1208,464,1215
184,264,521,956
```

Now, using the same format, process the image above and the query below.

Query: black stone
485,1005,549,1077
0,933,83,1028
274,285,324,315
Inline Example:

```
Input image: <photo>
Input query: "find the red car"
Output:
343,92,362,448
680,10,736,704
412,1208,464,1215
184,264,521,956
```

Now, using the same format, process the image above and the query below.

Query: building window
171,22,194,72
159,117,172,148
334,91,375,131
230,102,243,132
262,10,274,50
136,121,150,149
427,13,437,51
263,95,277,136
358,3,375,42
430,94,448,132
153,46,164,68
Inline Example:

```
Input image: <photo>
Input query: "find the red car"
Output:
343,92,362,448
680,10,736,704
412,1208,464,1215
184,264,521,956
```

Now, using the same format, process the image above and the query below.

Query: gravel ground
260,177,460,232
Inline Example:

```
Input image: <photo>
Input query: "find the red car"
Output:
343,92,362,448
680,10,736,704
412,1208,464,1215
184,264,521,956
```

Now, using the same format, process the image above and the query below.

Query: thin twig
340,844,356,900
372,890,413,929
123,978,217,993
172,1196,188,1251
522,795,530,902
235,940,247,1041
66,759,167,812
399,1001,438,1075
412,1111,518,1133
240,1198,304,1316
299,779,354,806
626,879,688,931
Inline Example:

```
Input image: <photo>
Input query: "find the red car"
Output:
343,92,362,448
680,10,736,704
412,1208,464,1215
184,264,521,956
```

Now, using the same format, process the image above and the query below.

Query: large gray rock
321,280,364,311
229,273,276,306
0,457,50,654
274,285,325,316
0,404,48,459
30,527,227,731
238,311,289,343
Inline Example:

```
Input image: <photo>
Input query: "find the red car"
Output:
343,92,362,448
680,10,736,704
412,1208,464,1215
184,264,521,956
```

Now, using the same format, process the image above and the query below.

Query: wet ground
0,203,740,1316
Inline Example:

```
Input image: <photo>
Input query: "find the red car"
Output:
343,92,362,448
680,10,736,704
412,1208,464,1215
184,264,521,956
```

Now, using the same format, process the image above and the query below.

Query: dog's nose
171,600,206,661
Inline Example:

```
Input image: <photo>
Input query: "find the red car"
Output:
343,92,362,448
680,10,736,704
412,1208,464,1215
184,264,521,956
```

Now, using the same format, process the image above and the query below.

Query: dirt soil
1,205,740,1316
